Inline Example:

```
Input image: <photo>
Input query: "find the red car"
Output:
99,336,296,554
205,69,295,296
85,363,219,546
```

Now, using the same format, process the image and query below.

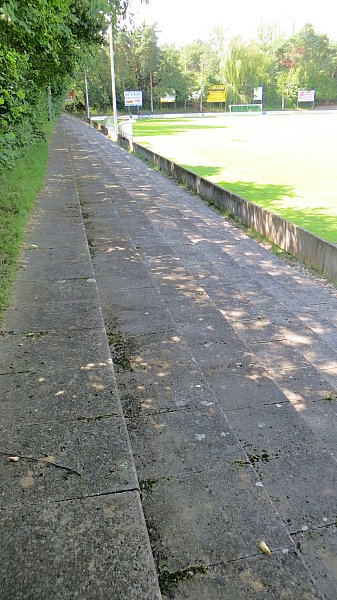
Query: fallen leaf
8,456,19,462
259,541,272,555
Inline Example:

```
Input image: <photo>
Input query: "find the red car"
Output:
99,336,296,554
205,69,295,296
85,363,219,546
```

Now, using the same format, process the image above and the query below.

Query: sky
132,0,337,46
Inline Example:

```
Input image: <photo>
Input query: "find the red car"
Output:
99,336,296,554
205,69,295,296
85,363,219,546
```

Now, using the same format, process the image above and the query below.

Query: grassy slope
133,115,337,244
0,121,55,318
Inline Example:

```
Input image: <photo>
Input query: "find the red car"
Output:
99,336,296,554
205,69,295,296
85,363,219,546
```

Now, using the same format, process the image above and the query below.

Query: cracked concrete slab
0,415,137,504
168,551,318,599
0,365,121,425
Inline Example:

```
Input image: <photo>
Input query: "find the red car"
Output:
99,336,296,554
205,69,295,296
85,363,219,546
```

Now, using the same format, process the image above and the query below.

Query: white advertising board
254,87,263,101
298,90,315,102
124,91,143,107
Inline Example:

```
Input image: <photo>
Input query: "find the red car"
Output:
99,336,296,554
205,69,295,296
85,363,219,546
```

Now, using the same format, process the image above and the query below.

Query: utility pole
84,71,90,119
184,49,187,110
48,84,53,121
109,20,118,136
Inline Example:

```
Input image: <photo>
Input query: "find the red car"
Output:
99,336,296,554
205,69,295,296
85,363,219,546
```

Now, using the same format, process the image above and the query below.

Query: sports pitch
133,113,337,244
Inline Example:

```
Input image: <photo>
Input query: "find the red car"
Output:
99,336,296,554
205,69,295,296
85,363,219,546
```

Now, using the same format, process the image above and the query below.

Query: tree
0,0,141,170
291,24,337,102
136,24,159,112
157,45,188,107
183,40,219,111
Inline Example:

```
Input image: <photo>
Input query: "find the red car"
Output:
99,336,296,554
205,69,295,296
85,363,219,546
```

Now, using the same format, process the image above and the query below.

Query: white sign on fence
124,91,143,107
298,90,315,102
160,93,176,103
254,86,263,101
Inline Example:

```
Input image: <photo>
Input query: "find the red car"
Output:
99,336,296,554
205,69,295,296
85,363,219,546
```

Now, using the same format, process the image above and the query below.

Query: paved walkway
1,115,337,598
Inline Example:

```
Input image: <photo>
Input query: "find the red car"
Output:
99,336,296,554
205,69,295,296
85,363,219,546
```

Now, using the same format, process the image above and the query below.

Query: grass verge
0,120,55,321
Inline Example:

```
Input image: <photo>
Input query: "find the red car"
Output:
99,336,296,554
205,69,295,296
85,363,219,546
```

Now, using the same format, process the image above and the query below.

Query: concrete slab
15,258,93,282
293,525,337,599
3,300,103,333
141,467,290,573
226,402,317,459
176,318,242,344
99,286,165,313
9,278,99,306
20,247,89,265
118,365,213,418
166,551,318,599
297,399,337,456
250,340,311,372
0,415,137,504
252,449,337,531
125,332,193,366
92,256,144,273
128,406,240,480
0,329,109,375
106,307,176,337
95,271,154,291
92,249,142,267
273,365,336,402
203,363,287,411
23,232,88,251
187,341,248,369
0,366,121,424
0,492,161,600
230,318,286,345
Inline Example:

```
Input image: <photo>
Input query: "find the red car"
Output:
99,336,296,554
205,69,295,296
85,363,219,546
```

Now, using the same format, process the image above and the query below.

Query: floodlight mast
109,20,118,136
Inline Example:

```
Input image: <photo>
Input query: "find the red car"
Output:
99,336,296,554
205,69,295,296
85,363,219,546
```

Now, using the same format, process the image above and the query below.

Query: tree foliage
0,0,132,171
70,21,336,115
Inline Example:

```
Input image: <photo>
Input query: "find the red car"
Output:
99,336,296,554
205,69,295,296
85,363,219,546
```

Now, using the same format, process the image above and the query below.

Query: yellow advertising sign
207,85,226,103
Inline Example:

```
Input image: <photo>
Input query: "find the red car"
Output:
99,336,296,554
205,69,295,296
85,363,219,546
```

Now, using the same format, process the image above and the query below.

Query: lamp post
109,20,118,137
84,71,90,119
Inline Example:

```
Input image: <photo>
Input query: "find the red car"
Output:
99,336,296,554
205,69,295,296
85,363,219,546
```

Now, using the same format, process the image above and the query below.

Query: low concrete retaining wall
118,135,337,283
87,117,337,282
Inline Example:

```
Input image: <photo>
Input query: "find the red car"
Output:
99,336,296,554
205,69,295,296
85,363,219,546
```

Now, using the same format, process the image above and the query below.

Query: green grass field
133,113,337,244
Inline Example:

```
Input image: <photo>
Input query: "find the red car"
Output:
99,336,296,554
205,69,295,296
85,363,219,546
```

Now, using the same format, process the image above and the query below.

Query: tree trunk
286,67,292,97
281,74,285,110
150,71,153,113
199,61,204,113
